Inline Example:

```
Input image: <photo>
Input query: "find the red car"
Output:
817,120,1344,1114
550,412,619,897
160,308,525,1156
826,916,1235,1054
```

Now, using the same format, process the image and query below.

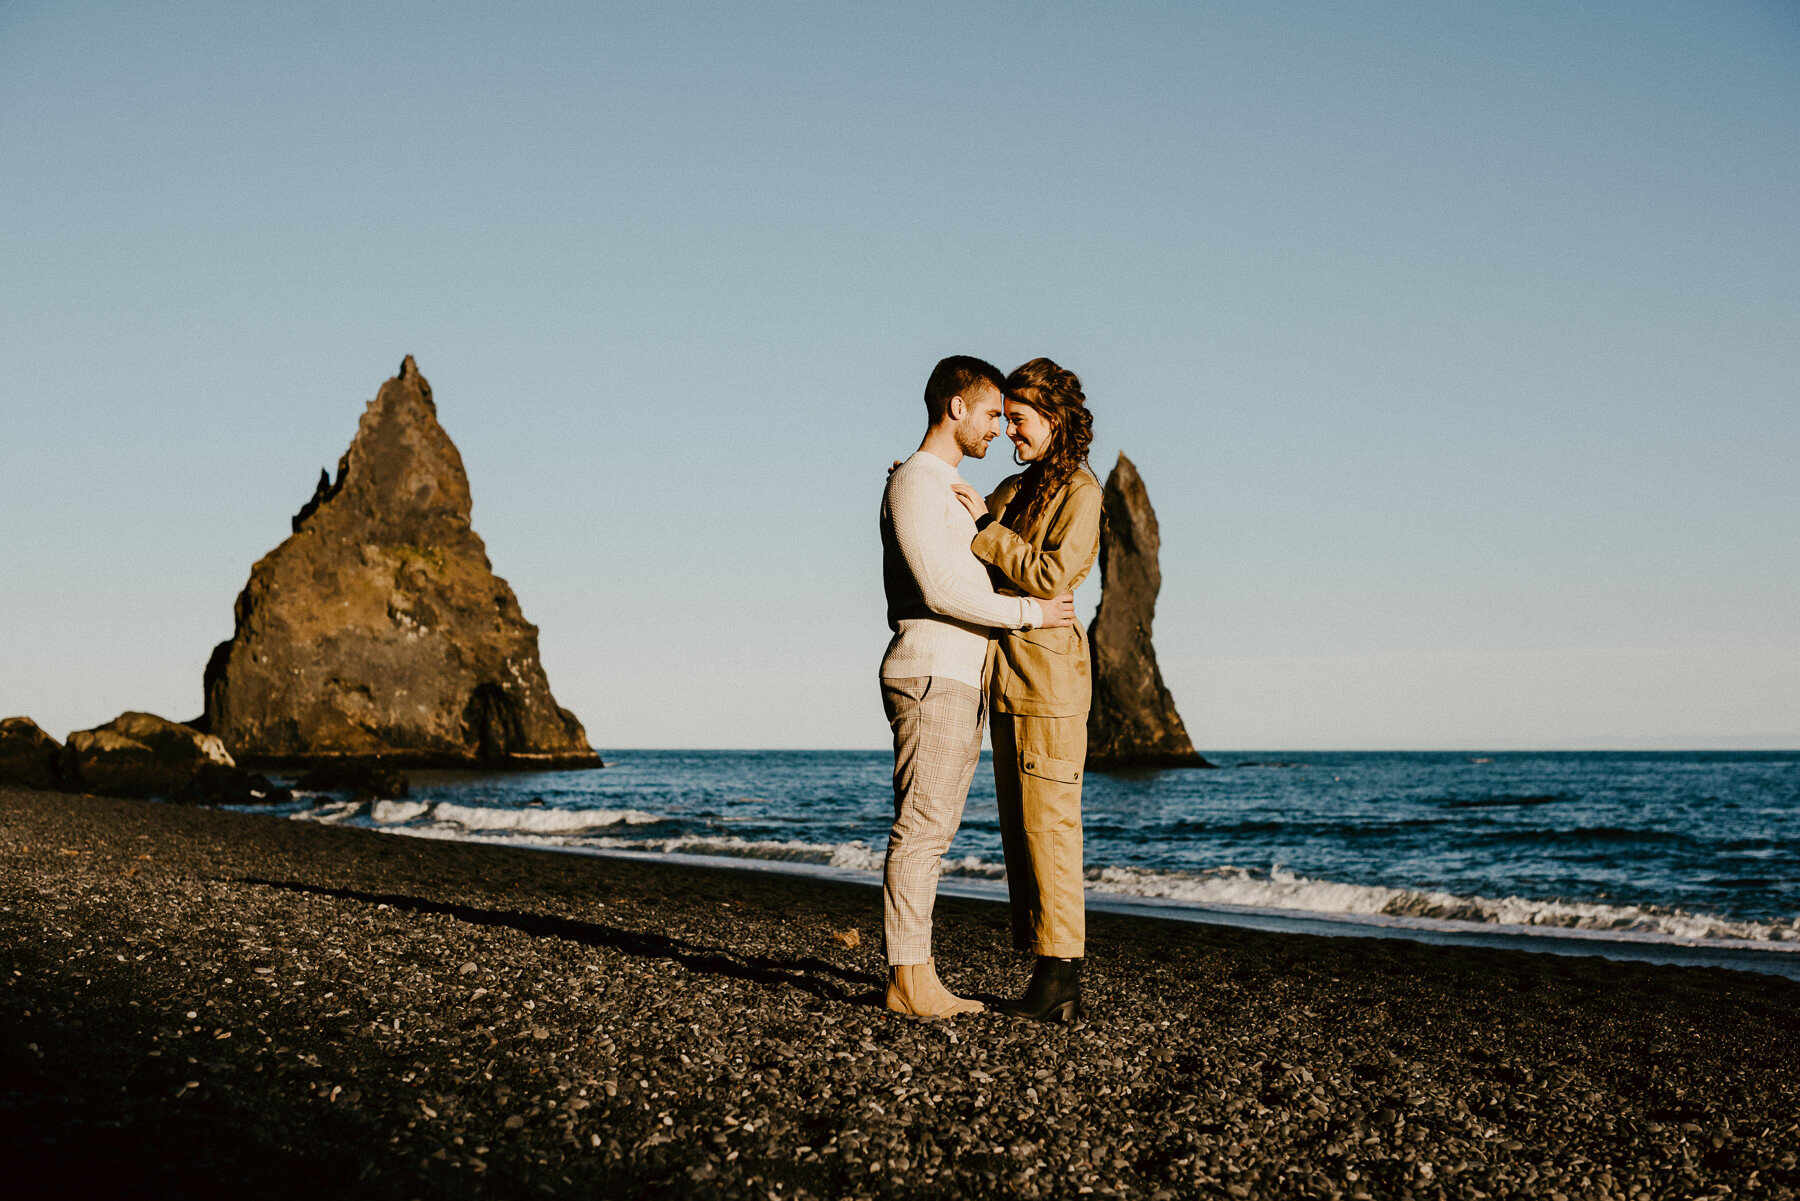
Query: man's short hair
923,355,1006,424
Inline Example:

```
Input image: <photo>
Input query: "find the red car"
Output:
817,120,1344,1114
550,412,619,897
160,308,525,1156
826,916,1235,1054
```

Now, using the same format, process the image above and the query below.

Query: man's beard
954,419,991,458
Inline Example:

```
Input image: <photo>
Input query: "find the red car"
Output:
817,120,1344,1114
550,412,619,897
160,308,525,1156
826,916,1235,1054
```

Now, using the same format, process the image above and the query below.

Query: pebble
4,784,1799,1201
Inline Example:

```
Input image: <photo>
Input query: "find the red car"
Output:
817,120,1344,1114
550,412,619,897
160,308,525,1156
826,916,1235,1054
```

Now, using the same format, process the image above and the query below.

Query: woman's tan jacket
971,468,1103,718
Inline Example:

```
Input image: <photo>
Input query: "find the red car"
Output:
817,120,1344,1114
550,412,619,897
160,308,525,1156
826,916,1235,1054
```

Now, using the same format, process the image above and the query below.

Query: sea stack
201,356,601,770
1086,454,1213,770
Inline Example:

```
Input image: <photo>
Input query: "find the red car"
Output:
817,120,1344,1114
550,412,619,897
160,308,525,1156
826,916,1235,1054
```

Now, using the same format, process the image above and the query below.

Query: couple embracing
878,354,1100,1022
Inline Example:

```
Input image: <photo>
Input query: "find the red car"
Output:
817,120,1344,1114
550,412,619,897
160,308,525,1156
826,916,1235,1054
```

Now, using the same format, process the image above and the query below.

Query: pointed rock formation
202,356,601,770
1086,454,1214,770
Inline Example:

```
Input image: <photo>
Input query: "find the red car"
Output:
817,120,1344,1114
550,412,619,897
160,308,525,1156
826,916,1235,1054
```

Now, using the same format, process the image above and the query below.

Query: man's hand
1037,594,1077,628
951,481,986,521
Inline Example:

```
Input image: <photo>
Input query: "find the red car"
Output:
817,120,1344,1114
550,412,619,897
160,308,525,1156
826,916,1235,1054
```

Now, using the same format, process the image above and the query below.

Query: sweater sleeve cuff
1022,598,1043,629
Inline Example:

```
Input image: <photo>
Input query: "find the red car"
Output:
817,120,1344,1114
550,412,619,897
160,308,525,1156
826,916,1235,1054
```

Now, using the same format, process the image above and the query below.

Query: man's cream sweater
879,450,1042,690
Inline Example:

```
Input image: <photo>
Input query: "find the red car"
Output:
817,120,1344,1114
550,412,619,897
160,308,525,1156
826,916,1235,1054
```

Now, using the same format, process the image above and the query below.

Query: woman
951,357,1102,1022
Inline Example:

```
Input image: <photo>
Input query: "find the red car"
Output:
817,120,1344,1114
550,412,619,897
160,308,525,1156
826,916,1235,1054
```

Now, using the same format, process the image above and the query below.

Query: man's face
952,382,1006,458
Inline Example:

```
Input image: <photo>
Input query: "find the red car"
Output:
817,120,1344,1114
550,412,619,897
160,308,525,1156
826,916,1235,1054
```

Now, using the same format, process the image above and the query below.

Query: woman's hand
951,481,986,521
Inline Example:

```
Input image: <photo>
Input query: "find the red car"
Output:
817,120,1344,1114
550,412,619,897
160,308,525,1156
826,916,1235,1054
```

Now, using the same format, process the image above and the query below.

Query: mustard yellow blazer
971,468,1103,718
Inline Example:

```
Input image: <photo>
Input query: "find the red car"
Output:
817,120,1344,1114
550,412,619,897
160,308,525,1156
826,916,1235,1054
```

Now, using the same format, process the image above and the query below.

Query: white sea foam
293,799,662,834
1087,864,1800,945
587,838,1012,877
589,834,886,871
424,802,663,833
1088,864,1400,915
941,854,1007,880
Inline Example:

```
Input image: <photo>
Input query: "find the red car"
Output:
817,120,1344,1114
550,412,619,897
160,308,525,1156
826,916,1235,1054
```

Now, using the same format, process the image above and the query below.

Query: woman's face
1005,398,1054,463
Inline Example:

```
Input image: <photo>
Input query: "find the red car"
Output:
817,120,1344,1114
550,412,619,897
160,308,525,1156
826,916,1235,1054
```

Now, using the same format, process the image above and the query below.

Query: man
879,355,1077,1018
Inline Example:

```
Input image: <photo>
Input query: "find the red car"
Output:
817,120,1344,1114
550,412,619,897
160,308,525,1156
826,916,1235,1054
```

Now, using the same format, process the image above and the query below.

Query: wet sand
3,785,1797,1200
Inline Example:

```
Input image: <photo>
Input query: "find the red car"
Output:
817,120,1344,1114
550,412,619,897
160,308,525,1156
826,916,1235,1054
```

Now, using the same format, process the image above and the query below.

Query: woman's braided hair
1002,357,1095,536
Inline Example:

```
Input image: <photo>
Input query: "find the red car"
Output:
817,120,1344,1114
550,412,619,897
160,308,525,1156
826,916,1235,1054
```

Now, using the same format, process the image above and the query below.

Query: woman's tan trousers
990,711,1086,958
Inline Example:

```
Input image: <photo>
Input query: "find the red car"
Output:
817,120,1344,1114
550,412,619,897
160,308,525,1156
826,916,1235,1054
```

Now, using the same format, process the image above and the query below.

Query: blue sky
3,1,1796,749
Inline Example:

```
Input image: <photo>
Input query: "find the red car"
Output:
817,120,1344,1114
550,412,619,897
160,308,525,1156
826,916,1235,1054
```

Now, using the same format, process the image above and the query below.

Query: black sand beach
4,785,1797,1201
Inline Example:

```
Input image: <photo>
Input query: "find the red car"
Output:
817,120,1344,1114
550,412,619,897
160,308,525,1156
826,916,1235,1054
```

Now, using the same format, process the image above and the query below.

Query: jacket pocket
1016,625,1077,655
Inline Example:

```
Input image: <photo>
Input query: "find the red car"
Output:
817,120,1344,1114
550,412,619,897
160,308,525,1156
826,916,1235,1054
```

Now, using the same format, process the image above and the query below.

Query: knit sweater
879,450,1043,689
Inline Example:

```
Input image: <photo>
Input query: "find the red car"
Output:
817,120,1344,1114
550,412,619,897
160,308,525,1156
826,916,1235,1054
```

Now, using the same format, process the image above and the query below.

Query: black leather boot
994,956,1083,1021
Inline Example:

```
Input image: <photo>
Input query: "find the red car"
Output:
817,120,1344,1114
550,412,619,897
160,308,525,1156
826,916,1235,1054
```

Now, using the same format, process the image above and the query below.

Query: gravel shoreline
4,785,1798,1200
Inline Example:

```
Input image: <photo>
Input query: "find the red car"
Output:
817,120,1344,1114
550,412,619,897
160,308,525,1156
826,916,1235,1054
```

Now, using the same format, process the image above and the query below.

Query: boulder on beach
60,711,289,803
0,717,63,789
201,356,601,771
294,764,410,802
1086,454,1215,771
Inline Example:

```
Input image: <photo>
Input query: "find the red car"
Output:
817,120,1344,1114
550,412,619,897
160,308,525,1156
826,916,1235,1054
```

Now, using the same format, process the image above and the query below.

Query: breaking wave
298,798,663,834
1086,863,1800,945
415,801,662,833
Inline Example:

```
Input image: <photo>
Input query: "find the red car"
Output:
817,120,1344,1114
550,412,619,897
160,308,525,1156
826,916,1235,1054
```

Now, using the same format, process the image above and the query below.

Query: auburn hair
1001,358,1095,535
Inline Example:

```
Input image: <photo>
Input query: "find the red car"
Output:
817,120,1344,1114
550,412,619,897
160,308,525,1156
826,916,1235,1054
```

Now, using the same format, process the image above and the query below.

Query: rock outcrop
294,764,410,802
0,717,63,789
201,356,601,770
1086,454,1214,770
61,711,289,802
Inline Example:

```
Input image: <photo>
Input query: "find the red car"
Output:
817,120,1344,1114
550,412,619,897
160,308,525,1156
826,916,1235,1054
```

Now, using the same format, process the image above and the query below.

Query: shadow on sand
236,878,888,1007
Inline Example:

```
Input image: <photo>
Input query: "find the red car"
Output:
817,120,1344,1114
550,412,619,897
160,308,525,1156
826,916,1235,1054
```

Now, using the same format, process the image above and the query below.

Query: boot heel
995,957,1084,1021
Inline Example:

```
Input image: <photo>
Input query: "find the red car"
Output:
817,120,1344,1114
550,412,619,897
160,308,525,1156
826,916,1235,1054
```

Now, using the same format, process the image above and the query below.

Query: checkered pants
881,676,985,966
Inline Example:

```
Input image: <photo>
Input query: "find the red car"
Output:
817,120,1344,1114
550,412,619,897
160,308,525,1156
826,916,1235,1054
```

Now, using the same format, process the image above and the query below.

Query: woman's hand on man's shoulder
950,481,986,521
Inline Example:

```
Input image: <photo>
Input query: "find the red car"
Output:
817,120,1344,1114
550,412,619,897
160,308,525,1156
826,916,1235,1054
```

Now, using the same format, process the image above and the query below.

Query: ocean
265,750,1800,978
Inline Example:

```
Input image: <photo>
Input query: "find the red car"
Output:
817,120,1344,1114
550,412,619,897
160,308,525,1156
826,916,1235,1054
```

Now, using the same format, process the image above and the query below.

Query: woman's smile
1004,398,1053,463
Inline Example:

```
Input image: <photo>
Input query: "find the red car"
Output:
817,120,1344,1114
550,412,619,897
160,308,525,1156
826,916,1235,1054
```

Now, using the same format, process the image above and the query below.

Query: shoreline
6,784,1799,1199
353,833,1800,981
276,798,1800,977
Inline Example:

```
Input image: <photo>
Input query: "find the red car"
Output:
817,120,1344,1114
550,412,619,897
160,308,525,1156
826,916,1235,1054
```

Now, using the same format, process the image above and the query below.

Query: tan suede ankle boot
885,958,984,1019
